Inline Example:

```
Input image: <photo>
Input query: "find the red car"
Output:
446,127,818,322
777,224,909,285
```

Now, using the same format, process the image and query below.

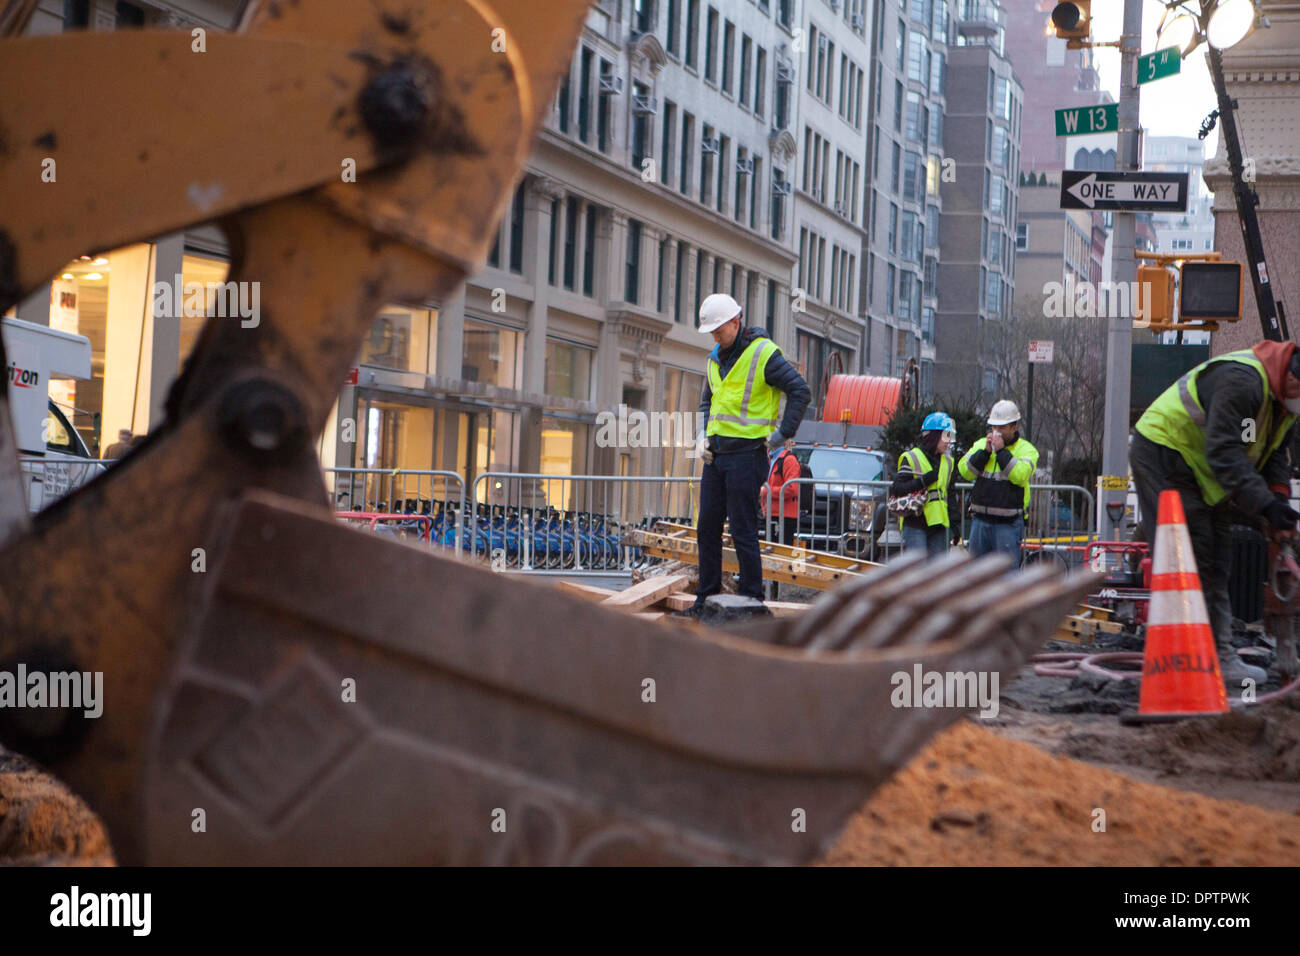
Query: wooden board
633,611,665,622
555,580,619,603
601,574,690,611
661,593,697,612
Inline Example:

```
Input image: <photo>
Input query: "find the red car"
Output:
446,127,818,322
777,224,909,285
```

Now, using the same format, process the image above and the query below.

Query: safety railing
762,478,1096,565
468,472,700,573
18,455,109,512
323,467,467,559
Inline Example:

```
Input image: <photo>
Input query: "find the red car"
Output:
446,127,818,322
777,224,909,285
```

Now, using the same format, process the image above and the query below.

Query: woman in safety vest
890,411,957,557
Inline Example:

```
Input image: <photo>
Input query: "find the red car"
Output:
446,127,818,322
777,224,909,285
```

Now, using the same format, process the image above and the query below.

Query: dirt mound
820,720,1300,866
0,746,113,865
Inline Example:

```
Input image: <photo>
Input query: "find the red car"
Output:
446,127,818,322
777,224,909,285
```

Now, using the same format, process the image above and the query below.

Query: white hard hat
987,400,1021,426
698,293,742,333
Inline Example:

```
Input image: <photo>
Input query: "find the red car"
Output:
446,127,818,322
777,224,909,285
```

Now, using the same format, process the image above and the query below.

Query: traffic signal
1137,263,1175,327
1179,261,1243,322
1051,0,1091,47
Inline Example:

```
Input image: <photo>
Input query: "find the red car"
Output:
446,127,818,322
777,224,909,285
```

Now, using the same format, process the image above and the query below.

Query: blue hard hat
922,411,954,433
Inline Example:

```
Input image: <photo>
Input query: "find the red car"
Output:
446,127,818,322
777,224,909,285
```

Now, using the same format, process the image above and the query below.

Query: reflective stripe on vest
966,436,1036,517
706,337,782,438
1134,349,1297,507
899,446,951,528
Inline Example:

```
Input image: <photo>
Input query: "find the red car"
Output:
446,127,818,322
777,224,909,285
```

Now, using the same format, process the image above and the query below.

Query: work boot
1216,639,1267,696
671,602,706,620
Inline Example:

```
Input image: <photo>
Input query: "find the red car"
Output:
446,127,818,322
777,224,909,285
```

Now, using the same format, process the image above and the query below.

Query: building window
557,71,571,134
739,34,752,107
631,81,651,170
685,0,700,68
577,48,593,144
766,278,776,335
680,112,694,197
658,234,670,312
705,6,719,83
675,242,687,322
666,0,681,56
545,339,594,400
462,320,522,390
563,195,579,291
626,220,642,304
547,197,559,285
722,20,735,94
717,134,730,213
634,0,655,34
509,180,526,274
662,100,677,188
888,203,898,253
583,205,597,296
891,142,901,194
701,125,716,205
754,46,767,117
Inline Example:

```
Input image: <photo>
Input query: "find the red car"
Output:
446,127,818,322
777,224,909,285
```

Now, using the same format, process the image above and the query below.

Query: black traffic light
1051,0,1091,46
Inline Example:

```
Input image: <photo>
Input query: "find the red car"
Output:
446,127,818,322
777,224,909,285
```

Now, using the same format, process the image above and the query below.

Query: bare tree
983,308,1108,482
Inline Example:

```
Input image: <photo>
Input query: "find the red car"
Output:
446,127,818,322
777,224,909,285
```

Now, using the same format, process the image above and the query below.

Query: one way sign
1060,170,1189,212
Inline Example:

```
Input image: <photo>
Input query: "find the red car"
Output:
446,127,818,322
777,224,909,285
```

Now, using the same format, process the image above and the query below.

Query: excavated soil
820,719,1300,866
0,746,113,865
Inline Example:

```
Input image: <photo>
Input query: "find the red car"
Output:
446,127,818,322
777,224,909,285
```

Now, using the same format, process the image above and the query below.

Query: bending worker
890,412,958,557
1131,340,1300,690
959,400,1038,562
685,293,810,615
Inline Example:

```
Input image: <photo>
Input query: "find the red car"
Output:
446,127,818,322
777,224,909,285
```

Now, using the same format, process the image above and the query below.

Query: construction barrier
762,478,1096,565
323,467,467,559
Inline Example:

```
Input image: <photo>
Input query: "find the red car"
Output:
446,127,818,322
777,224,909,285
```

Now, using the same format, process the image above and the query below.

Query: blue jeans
697,445,769,602
902,523,949,558
968,515,1023,564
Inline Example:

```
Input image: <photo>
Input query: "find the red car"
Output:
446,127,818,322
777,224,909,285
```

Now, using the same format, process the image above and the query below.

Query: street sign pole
1027,362,1034,439
1099,0,1142,542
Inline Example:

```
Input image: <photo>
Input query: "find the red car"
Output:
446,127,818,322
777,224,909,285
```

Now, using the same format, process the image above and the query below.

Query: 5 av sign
1060,170,1189,212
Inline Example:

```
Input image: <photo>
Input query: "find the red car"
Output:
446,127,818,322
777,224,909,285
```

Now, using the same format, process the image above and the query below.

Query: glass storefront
462,319,522,389
362,307,438,373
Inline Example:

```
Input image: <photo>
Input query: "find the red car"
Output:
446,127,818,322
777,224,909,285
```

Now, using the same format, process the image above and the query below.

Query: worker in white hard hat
958,399,1039,562
679,293,810,616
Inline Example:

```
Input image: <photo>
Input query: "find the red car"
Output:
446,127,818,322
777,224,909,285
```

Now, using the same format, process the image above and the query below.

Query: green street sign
1138,47,1182,84
1055,103,1118,137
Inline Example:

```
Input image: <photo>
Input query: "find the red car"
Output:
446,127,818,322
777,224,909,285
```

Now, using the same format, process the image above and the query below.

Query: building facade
933,4,1022,401
791,0,870,413
861,0,955,397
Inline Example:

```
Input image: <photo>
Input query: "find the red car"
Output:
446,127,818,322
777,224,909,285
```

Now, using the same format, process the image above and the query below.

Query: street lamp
1154,0,1287,340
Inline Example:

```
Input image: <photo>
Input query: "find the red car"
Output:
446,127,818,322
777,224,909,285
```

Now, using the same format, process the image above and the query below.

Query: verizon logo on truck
7,362,40,389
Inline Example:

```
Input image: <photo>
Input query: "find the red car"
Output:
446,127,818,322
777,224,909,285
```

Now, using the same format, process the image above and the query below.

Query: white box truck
3,316,106,510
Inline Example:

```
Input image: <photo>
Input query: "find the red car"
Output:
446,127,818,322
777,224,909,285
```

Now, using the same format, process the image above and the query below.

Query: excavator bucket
0,0,1099,864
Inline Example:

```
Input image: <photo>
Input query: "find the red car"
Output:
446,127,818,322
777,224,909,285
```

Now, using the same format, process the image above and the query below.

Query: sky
1089,0,1222,155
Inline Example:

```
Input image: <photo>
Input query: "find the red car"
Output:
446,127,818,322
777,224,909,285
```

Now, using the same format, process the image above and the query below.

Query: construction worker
959,400,1038,562
683,293,810,616
1131,341,1300,690
765,437,803,546
890,411,958,557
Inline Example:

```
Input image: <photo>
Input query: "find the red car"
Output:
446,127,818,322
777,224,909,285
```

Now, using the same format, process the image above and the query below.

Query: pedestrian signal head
699,293,743,333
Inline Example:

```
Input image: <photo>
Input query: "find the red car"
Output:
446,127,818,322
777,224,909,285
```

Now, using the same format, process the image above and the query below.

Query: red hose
1030,652,1300,705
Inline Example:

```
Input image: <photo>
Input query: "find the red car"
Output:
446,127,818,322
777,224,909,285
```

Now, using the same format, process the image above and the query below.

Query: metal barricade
18,455,109,512
323,467,466,558
761,478,897,561
762,478,1096,567
469,472,700,574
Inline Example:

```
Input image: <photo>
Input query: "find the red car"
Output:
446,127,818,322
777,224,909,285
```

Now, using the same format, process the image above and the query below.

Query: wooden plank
601,574,690,610
1077,603,1113,621
766,601,812,617
633,611,666,621
555,580,618,603
661,593,697,611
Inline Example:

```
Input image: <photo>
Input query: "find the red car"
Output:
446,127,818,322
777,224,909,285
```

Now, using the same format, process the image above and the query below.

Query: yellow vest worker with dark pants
959,400,1039,564
1131,341,1300,692
680,293,810,617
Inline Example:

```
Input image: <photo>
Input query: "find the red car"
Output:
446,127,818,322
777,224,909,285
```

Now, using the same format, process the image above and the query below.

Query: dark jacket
890,437,957,530
1164,361,1294,517
698,326,811,454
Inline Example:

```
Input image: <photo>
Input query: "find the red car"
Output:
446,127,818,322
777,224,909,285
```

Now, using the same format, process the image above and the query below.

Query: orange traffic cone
1125,489,1229,723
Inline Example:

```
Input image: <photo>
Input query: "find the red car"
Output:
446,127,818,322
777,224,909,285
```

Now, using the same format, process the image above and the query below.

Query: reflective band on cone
1124,489,1229,723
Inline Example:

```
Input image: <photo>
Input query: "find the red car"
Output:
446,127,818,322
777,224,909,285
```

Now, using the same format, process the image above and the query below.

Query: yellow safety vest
897,446,951,528
1135,349,1296,506
959,435,1038,518
706,337,782,439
